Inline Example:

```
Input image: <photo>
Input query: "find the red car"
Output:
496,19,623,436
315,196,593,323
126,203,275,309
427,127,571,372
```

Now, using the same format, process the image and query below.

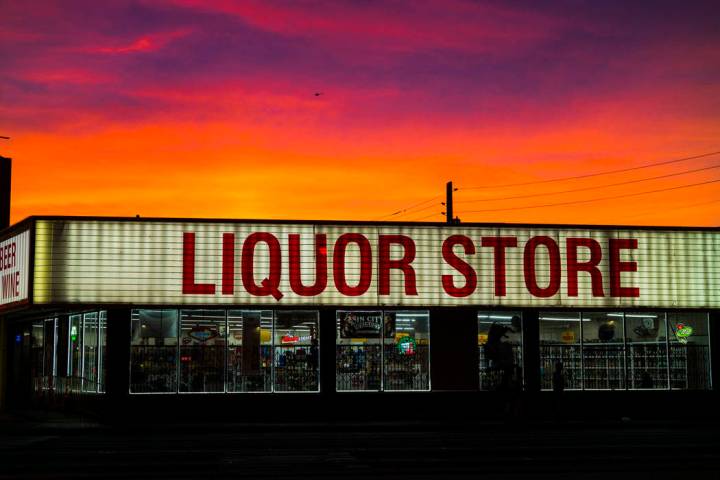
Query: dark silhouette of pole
446,181,454,224
0,156,10,229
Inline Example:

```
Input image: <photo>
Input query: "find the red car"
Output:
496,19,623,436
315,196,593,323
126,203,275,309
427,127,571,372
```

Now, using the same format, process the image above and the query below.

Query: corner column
106,308,131,415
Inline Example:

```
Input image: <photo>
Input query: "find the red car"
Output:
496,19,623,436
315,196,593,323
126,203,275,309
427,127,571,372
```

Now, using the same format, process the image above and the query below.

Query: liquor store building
2,216,718,421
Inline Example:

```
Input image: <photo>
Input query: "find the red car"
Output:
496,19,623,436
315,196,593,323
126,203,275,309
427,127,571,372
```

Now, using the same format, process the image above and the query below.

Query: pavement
0,411,719,479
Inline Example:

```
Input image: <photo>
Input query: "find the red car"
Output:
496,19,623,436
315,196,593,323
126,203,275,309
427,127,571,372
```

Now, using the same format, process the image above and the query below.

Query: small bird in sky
313,92,323,97
0,136,9,140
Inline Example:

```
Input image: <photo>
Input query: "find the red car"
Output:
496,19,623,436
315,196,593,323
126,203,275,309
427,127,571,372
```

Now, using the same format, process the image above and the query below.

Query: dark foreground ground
0,413,718,480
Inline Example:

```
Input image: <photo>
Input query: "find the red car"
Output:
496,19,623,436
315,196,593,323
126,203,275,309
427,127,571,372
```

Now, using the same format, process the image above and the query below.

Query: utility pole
444,181,460,224
0,135,10,230
446,181,453,224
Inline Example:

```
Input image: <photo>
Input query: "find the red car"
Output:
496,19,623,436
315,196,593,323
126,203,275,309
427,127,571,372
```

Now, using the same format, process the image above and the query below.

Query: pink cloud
168,0,563,53
85,29,192,55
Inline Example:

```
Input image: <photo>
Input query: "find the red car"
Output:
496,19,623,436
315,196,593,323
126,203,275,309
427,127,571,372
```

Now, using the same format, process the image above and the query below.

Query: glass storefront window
227,310,273,392
130,309,179,393
384,311,430,391
68,314,83,386
336,310,430,392
540,312,582,390
478,312,522,391
98,311,107,393
667,312,711,390
82,312,99,392
43,318,57,383
179,310,226,393
336,311,382,391
626,312,668,389
30,322,44,391
274,311,319,392
582,312,625,390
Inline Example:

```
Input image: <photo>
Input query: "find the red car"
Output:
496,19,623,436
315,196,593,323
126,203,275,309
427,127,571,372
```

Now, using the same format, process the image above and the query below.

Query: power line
624,198,720,220
407,212,442,221
461,150,720,190
456,178,720,214
374,194,443,220
456,163,720,204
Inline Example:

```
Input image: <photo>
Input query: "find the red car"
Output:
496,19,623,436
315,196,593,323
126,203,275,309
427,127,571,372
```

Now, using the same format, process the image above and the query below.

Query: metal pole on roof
0,155,10,230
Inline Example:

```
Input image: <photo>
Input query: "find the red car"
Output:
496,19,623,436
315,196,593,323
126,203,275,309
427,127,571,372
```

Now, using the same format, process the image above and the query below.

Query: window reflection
540,313,582,390
582,312,625,390
667,312,711,390
179,310,226,393
626,313,668,389
130,309,178,393
336,310,430,392
478,312,522,391
274,311,319,392
227,310,273,392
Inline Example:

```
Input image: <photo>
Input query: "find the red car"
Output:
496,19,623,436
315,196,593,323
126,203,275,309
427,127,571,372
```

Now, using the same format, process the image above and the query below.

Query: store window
82,312,99,393
98,311,107,393
336,311,382,391
336,310,430,392
540,312,582,390
582,312,625,390
30,322,44,390
667,312,711,390
626,312,668,389
385,311,430,391
68,314,83,390
274,311,319,392
179,310,226,393
227,310,273,392
42,318,57,386
478,312,522,391
130,309,179,393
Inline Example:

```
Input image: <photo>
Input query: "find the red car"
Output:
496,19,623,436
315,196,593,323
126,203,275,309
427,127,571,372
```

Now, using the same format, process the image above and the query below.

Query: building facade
2,216,718,421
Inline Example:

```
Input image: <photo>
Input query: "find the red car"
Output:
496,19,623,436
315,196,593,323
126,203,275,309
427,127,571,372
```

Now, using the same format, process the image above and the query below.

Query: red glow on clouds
1,1,719,227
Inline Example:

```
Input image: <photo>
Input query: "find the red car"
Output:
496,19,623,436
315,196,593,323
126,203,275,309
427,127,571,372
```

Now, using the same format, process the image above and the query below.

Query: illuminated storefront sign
31,219,720,308
0,229,30,307
673,323,694,344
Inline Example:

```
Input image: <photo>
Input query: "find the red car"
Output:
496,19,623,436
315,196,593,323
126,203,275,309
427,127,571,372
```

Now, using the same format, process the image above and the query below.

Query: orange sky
2,1,719,226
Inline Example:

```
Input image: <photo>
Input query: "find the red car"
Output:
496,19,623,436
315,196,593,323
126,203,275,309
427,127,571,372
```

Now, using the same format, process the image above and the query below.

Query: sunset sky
1,0,719,226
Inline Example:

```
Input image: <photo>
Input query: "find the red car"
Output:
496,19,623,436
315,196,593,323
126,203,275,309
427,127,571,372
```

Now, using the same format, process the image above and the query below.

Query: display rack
273,345,319,391
227,345,272,392
540,342,711,390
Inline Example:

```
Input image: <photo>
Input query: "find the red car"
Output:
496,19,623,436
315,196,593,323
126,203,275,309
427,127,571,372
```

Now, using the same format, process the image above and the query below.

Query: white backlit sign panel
0,229,30,307
32,220,720,308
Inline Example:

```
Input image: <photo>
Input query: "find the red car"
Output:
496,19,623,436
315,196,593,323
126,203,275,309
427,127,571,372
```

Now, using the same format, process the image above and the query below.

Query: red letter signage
481,236,517,296
610,238,640,297
378,235,418,295
241,232,283,300
182,232,216,295
333,233,372,296
566,238,604,297
441,235,477,297
289,234,328,296
524,236,561,298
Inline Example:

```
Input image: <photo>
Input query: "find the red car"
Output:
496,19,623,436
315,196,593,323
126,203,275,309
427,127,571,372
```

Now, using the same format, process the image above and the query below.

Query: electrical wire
461,150,720,190
455,163,720,204
407,212,443,221
374,195,443,220
456,178,720,214
624,198,720,219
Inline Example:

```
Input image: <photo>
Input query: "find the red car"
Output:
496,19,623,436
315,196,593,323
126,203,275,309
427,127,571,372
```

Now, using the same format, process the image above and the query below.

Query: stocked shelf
335,344,429,391
540,343,711,390
274,346,319,392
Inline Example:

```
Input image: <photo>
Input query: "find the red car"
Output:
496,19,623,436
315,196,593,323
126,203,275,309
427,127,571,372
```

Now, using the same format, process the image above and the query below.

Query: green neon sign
674,323,693,344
